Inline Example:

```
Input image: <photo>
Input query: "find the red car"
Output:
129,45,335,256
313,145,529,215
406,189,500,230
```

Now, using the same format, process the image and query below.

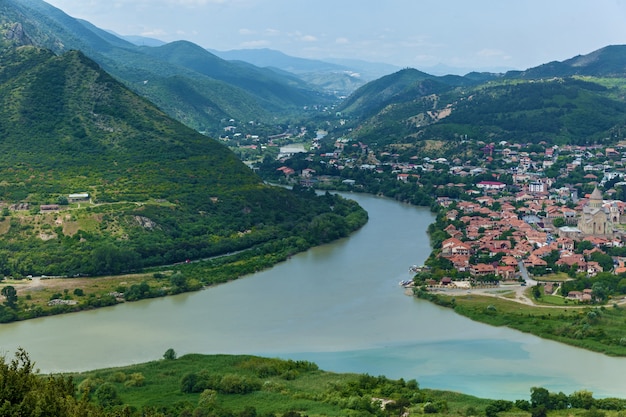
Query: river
1,192,626,400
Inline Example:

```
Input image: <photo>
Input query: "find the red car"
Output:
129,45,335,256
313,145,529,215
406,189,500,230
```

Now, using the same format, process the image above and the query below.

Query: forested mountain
336,51,626,147
337,68,477,118
508,45,626,79
0,44,366,277
0,0,334,134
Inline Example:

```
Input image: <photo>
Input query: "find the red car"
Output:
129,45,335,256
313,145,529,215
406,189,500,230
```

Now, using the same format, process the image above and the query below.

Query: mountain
337,68,487,118
211,48,353,74
211,48,399,95
508,45,626,79
323,57,402,80
0,0,334,134
0,44,365,278
118,33,166,47
335,49,626,147
142,41,320,108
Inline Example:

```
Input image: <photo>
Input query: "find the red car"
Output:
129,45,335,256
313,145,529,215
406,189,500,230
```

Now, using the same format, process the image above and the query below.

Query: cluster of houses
260,132,626,301
7,193,89,213
433,183,626,301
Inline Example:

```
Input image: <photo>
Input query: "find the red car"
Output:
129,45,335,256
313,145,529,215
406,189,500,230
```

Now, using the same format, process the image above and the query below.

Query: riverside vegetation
3,348,626,417
0,45,367,322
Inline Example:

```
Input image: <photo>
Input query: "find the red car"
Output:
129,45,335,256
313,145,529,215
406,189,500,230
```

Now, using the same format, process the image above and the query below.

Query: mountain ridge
0,0,334,134
0,43,366,279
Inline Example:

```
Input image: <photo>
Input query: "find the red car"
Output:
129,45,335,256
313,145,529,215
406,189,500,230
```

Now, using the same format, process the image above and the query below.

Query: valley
5,1,626,415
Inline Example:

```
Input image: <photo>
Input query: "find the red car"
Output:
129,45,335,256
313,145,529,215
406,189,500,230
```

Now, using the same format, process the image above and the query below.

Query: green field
416,289,626,357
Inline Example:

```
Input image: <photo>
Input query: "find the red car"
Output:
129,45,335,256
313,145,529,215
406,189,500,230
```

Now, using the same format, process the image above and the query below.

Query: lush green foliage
0,0,335,135
0,189,366,322
3,347,626,417
0,47,367,293
67,352,486,416
416,291,626,356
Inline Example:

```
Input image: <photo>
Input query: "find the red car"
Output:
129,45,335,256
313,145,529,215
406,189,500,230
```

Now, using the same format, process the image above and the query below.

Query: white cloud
335,37,349,45
141,29,168,37
477,48,512,61
264,28,281,36
300,35,317,42
240,40,271,48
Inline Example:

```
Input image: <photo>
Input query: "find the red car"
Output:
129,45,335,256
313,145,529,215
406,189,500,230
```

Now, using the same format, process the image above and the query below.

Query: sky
43,0,626,74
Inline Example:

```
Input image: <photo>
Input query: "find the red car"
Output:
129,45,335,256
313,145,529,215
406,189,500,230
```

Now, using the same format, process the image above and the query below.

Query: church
577,187,622,236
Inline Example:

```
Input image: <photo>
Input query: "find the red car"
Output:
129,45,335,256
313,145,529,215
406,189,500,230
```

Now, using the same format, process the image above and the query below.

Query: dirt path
419,283,626,308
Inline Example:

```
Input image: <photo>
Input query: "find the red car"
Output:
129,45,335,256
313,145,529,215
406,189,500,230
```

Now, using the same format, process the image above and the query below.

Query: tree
569,390,595,409
94,382,122,408
589,252,614,273
0,349,107,416
532,284,542,300
591,282,608,303
170,272,188,292
1,286,17,309
530,387,552,409
575,240,594,253
163,348,177,360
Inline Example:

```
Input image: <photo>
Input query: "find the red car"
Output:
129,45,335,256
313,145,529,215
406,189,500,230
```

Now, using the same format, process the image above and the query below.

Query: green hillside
508,45,626,79
333,45,626,149
338,68,460,118
0,0,333,134
339,73,626,147
0,45,366,280
2,349,624,417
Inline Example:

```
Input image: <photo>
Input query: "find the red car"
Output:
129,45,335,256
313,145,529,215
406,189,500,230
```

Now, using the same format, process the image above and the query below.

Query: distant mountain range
508,45,626,79
0,0,340,133
5,0,626,151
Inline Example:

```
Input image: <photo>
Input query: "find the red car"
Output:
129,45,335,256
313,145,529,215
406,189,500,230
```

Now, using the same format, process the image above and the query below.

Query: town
225,122,626,304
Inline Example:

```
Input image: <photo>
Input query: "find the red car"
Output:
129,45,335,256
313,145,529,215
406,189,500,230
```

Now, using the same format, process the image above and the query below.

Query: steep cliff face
3,22,31,45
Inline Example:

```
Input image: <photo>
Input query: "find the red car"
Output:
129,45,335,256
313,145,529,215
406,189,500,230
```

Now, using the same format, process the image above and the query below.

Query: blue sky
45,0,626,73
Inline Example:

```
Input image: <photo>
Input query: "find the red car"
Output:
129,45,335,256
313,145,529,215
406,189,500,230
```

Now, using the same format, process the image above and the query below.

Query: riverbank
414,284,626,356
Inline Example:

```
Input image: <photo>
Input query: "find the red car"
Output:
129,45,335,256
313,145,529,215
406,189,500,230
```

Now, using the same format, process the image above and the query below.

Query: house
567,291,583,301
496,265,517,279
525,255,547,268
544,282,554,295
301,168,316,178
441,238,472,257
445,210,459,221
276,166,295,177
68,193,89,202
449,255,470,271
40,204,59,211
471,263,496,276
476,181,506,190
501,255,519,267
444,224,464,239
586,261,603,277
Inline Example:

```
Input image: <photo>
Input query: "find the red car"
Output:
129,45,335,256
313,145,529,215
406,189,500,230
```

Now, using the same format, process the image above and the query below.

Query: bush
94,382,122,407
109,372,126,383
218,374,261,394
124,372,145,387
424,401,448,414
